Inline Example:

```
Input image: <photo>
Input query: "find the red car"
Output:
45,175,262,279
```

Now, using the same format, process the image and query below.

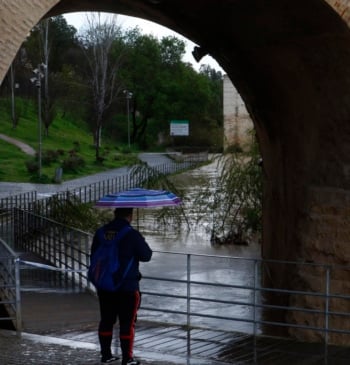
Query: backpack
88,225,133,291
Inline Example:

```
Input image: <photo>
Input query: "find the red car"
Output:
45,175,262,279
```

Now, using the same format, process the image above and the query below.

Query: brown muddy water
136,160,263,334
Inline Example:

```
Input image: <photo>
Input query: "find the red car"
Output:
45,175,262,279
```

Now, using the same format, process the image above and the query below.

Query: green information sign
170,120,189,136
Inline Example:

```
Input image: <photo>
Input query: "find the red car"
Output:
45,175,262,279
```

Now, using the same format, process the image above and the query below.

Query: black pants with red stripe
97,290,141,361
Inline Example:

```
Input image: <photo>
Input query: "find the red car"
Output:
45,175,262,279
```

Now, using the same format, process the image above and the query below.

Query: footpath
0,133,36,156
0,153,172,198
0,330,197,365
0,289,229,365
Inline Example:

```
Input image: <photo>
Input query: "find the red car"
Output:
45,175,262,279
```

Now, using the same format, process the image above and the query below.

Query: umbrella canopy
95,187,182,208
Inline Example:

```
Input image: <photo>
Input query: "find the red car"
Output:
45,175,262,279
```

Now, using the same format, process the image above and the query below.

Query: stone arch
2,0,350,342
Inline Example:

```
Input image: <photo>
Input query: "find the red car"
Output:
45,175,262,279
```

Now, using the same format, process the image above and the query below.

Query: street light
123,90,133,148
30,63,46,178
10,64,20,127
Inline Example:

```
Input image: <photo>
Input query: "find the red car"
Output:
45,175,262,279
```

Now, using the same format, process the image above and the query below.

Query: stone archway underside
2,0,350,343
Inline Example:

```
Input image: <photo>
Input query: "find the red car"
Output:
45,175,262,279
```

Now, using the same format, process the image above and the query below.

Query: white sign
170,120,189,136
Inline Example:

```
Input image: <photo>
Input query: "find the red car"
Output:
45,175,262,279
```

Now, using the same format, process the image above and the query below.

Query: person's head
114,207,133,222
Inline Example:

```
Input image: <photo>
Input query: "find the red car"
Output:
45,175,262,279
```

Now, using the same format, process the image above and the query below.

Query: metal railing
24,158,206,218
13,208,91,292
11,208,350,353
0,191,38,243
139,252,350,353
0,237,21,334
0,157,206,217
0,191,37,211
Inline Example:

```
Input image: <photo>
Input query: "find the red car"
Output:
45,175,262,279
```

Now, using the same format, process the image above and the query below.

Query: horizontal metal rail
138,251,350,351
9,208,350,354
21,157,205,218
13,208,91,292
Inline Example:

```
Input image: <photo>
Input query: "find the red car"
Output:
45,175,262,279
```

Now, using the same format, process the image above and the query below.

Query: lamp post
123,90,133,148
10,64,19,128
30,63,46,178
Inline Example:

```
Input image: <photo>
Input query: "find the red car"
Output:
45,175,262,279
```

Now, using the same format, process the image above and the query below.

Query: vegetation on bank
0,98,139,183
193,137,262,245
0,15,224,183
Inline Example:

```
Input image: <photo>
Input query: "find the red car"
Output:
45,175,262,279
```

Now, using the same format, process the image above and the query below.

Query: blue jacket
91,217,152,292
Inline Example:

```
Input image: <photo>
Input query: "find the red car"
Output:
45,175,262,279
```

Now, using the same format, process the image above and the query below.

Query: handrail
9,208,350,351
138,251,350,351
24,157,206,217
0,191,37,210
13,208,92,292
0,238,21,335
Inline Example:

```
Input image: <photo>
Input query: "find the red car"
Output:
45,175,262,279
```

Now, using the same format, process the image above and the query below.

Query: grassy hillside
0,98,139,183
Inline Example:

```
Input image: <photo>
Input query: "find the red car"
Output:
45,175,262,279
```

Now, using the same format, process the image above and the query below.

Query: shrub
30,174,51,183
25,159,39,174
41,149,60,166
62,155,86,172
95,156,105,165
72,141,80,152
225,143,243,154
194,138,262,245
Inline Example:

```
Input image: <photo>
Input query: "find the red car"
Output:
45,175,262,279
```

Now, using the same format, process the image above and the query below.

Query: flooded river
137,159,261,258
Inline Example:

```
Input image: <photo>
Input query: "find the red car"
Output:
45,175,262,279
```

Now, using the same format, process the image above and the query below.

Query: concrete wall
223,75,254,151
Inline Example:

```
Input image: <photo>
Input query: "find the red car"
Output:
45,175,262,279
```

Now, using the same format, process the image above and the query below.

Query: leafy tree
117,32,223,150
51,64,88,121
199,65,224,128
18,15,80,135
118,30,165,148
23,15,78,72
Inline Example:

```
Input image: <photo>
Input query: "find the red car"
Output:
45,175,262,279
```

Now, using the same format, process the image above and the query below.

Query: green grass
0,98,140,183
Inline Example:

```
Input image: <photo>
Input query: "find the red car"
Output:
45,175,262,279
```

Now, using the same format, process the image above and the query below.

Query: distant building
223,75,254,151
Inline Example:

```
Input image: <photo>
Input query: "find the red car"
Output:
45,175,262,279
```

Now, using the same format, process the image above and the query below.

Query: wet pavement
15,280,231,365
1,292,229,365
1,329,219,365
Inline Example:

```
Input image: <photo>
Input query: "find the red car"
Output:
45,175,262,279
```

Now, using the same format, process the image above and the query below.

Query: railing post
253,259,259,363
14,257,22,335
324,266,330,363
187,253,191,357
85,235,90,289
77,233,83,289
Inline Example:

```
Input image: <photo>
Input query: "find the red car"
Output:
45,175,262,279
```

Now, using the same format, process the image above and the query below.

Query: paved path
0,329,196,365
1,287,228,364
0,153,174,198
0,133,36,156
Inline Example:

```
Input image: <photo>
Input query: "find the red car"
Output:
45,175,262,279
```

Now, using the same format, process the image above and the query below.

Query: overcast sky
63,12,224,72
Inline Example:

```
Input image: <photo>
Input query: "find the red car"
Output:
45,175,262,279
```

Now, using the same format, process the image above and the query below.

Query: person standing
91,207,152,365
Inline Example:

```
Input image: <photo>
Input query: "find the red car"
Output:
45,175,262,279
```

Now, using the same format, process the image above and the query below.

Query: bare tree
80,13,124,160
38,18,55,136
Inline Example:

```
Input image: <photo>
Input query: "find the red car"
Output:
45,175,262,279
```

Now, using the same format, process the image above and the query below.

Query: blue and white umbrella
95,187,182,208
